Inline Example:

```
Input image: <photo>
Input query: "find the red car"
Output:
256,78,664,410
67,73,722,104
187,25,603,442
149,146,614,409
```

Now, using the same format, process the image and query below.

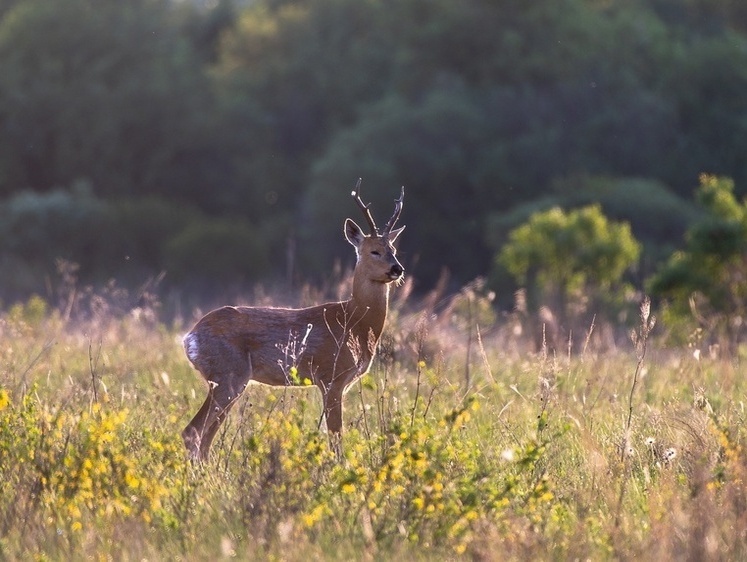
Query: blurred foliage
0,0,222,202
499,205,640,332
486,176,702,287
165,216,271,289
0,188,270,299
0,0,746,316
0,183,106,265
648,175,747,347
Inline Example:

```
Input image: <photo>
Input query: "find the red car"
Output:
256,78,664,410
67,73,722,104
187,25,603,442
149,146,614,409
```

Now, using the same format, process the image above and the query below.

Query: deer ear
388,225,405,245
344,218,366,248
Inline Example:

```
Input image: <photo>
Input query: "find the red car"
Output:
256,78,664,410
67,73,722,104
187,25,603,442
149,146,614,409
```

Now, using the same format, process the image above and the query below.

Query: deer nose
389,264,404,278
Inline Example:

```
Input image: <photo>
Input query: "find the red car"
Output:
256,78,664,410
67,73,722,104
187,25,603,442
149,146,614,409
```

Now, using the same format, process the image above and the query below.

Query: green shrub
647,175,747,348
498,204,641,332
165,217,270,285
0,184,106,263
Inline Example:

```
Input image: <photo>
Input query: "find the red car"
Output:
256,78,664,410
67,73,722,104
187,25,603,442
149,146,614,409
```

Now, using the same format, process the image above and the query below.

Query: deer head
345,180,405,285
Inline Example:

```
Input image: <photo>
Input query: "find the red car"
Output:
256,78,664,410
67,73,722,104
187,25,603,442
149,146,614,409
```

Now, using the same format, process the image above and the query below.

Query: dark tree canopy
0,0,746,310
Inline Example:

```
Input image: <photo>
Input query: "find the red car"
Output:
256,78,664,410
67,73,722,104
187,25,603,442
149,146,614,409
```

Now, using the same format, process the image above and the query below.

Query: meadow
0,279,745,561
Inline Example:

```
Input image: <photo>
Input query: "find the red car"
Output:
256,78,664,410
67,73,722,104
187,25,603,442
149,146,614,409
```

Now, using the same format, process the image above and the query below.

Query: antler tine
351,178,379,235
382,186,405,236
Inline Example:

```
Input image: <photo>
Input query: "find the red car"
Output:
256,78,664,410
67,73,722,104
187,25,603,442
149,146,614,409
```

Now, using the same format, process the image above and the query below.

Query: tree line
1,0,746,339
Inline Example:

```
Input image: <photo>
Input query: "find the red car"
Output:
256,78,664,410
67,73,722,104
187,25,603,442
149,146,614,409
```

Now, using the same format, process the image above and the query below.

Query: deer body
182,186,404,461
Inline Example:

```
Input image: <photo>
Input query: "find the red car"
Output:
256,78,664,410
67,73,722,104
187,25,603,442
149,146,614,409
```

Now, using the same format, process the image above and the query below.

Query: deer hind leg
183,374,248,462
198,393,240,459
182,389,217,461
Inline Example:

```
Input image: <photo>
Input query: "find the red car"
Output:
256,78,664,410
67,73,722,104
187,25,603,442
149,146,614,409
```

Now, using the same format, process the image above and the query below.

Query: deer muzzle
388,263,404,281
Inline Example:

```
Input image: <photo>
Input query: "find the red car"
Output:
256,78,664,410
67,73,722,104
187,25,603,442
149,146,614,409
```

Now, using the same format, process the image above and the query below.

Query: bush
165,217,270,288
0,183,106,261
647,175,747,348
486,176,700,268
498,204,641,345
0,185,109,297
0,188,273,299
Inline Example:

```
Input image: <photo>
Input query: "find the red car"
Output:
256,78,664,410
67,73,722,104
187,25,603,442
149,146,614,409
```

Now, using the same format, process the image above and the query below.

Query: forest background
1,0,746,342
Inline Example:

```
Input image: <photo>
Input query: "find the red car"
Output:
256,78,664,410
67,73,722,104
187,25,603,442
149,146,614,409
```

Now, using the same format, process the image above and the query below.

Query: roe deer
182,183,405,461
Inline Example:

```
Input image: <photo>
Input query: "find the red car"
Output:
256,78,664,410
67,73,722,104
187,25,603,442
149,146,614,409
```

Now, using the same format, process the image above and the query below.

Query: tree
498,205,641,345
2,0,747,300
0,0,221,202
647,175,747,348
486,176,701,284
302,89,491,284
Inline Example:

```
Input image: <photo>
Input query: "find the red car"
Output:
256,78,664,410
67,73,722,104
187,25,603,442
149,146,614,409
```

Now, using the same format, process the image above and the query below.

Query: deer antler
351,178,379,235
382,186,405,236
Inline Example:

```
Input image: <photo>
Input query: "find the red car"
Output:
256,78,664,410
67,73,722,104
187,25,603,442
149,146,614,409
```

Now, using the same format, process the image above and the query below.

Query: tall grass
0,282,745,560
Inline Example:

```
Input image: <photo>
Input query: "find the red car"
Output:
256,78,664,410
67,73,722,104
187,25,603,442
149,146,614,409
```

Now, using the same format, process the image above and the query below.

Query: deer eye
371,250,381,256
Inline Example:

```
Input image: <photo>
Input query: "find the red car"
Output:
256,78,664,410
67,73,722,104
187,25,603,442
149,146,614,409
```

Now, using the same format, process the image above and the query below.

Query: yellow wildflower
301,504,327,528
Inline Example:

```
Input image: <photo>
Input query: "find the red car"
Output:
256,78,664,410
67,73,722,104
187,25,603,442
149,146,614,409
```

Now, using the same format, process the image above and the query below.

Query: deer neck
348,274,389,340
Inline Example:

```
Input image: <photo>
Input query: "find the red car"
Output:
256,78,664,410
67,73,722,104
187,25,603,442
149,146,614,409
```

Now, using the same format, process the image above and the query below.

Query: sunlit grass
1,292,746,560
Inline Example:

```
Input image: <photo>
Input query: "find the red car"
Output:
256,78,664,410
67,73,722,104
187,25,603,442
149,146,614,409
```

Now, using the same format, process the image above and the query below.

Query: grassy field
0,288,745,561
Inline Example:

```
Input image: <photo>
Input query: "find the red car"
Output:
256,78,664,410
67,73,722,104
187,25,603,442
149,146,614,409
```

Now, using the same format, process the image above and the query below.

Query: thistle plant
615,296,656,530
622,296,656,461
